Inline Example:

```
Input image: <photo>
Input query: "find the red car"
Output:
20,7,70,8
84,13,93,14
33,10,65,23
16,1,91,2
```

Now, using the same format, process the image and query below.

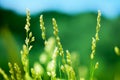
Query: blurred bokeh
0,0,120,80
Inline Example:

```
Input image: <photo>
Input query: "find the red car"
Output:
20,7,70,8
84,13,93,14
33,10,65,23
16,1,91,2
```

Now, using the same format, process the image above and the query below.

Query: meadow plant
89,10,101,80
0,10,101,80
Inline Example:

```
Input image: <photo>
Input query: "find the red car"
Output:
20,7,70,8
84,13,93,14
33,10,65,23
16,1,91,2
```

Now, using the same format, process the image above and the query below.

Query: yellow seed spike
14,63,22,80
52,18,58,36
90,10,101,60
90,37,96,59
95,10,101,41
40,15,46,40
8,62,15,80
25,9,31,32
52,18,64,57
66,50,72,65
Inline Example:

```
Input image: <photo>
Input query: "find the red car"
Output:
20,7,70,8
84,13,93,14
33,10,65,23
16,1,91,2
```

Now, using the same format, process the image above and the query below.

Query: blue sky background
0,0,120,18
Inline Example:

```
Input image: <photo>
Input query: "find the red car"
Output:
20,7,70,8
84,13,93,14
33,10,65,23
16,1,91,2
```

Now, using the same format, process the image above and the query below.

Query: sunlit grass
0,10,101,80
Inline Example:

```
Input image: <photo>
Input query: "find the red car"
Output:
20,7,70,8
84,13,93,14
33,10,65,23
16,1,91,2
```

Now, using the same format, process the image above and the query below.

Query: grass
0,9,101,80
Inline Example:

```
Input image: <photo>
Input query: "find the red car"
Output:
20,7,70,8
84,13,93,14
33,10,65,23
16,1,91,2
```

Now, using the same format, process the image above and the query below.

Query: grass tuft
0,10,102,80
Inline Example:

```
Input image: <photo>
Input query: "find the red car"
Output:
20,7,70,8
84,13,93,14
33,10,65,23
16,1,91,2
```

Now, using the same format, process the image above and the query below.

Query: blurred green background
0,1,120,80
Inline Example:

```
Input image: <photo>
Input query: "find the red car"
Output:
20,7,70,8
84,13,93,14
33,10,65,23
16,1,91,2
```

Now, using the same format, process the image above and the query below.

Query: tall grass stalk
90,10,101,80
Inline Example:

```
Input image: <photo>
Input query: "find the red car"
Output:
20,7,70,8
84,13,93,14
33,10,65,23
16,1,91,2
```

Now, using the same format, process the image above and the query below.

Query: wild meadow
0,9,120,80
